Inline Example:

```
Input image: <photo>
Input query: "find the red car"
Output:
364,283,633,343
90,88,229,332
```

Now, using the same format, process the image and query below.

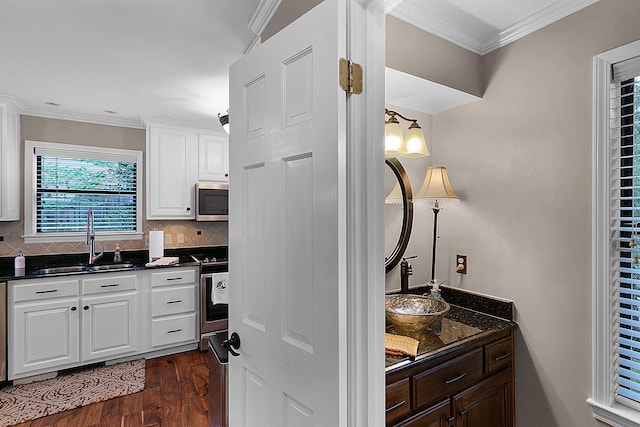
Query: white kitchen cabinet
0,101,20,221
149,267,199,349
12,297,80,378
81,274,138,362
146,121,229,219
9,273,138,379
146,124,199,219
198,133,229,183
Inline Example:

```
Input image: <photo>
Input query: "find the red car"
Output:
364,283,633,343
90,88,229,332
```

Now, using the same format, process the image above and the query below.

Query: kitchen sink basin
32,265,92,275
385,294,450,331
31,263,136,276
89,263,136,272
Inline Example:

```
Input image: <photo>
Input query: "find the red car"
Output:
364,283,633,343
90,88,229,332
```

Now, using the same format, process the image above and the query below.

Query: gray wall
426,1,640,425
386,15,483,98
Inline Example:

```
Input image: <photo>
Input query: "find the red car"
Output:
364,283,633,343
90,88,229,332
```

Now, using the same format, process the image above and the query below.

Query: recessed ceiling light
103,110,117,114
45,102,60,107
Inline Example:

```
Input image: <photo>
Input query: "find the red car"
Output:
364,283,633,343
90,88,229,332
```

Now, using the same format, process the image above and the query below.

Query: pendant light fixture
218,110,229,134
384,108,429,158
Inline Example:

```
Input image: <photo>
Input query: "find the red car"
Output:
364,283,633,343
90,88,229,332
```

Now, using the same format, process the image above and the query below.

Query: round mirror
385,158,413,273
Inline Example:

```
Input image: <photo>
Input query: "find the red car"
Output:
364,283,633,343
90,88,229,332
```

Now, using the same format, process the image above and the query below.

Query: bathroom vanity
385,286,517,427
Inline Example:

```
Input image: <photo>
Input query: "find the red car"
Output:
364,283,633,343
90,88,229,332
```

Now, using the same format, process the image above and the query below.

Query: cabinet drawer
485,337,513,374
393,399,450,427
151,313,197,347
12,279,80,303
151,269,197,287
152,285,196,317
82,274,137,295
386,378,411,424
413,348,484,409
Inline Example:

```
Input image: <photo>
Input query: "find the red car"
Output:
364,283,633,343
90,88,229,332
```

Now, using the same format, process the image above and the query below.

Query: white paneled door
228,0,350,426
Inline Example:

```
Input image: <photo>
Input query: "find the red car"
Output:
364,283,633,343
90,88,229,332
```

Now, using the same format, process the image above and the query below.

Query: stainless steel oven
190,250,229,350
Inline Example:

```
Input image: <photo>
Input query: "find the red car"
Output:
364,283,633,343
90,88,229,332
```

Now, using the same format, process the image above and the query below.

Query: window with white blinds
611,56,640,409
23,140,143,243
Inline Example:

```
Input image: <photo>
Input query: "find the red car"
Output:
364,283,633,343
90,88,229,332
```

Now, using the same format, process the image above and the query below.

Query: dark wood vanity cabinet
386,332,515,427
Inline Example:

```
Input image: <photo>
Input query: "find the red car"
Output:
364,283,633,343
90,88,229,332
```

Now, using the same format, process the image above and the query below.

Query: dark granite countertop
0,245,227,282
385,284,517,374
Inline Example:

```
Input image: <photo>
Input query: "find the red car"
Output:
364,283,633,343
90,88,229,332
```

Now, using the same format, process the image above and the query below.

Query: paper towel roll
149,230,164,261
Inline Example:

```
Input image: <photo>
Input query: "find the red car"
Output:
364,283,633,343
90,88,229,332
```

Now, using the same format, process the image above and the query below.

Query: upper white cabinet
0,102,20,221
146,122,228,220
198,133,229,183
146,124,199,220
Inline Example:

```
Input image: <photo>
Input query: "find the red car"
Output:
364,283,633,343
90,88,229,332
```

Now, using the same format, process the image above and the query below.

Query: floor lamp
415,166,459,284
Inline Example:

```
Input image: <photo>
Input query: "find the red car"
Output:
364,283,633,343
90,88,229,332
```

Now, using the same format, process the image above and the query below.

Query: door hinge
339,58,363,94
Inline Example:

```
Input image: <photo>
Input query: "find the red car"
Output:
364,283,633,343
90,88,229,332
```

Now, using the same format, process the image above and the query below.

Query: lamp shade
385,119,406,157
385,182,403,204
403,123,429,158
415,166,459,206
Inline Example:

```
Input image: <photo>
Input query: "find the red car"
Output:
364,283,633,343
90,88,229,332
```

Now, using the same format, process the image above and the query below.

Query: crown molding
249,0,283,36
20,105,145,129
390,0,599,55
141,115,223,133
493,0,599,53
0,95,25,113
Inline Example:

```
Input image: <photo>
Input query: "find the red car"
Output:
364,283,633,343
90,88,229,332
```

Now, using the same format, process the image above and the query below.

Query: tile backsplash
0,219,228,257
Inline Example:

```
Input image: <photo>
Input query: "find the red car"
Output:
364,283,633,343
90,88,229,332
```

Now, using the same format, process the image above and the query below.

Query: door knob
222,332,241,357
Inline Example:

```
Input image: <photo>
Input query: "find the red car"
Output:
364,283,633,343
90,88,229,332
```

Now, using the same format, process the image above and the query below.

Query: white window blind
611,55,640,408
23,140,143,243
36,154,137,233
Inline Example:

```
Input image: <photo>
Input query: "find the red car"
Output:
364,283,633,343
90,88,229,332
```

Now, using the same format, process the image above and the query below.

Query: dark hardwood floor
13,350,210,427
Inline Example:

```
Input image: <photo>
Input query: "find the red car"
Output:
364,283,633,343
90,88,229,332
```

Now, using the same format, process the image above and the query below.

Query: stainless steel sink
31,263,136,276
32,265,92,275
89,263,136,272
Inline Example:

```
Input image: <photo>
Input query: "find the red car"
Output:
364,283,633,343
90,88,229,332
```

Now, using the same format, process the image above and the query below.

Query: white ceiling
0,0,599,128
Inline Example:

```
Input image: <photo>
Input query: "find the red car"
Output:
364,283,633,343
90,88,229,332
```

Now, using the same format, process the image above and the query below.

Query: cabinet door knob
70,306,77,311
225,173,229,177
186,207,191,211
83,306,89,310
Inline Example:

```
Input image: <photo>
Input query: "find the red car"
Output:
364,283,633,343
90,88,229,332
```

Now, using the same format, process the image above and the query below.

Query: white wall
429,1,640,425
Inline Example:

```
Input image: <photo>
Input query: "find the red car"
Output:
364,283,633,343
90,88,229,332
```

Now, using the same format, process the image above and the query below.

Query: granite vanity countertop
385,285,517,374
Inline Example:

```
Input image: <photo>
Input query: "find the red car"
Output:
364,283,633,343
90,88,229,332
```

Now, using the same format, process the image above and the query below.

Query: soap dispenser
14,250,25,276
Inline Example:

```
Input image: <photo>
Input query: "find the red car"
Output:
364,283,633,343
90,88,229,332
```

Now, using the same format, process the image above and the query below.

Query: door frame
344,1,403,425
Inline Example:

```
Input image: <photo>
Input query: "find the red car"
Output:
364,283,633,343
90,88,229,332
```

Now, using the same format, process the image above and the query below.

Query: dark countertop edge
0,261,203,282
209,330,229,364
0,245,228,282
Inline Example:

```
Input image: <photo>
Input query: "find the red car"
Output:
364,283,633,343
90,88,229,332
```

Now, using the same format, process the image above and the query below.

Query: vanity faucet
400,255,417,293
85,209,103,265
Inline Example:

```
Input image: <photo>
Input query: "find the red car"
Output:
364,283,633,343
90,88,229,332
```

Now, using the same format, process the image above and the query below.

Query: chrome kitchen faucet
85,209,103,265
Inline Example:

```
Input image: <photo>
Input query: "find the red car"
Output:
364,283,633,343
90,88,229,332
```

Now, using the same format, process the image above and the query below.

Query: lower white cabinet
9,272,139,379
149,268,199,349
8,266,199,380
11,296,80,377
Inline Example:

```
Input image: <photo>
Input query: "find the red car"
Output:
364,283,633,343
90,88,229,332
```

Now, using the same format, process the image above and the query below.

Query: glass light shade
415,166,459,206
385,182,403,204
385,121,406,157
403,124,429,158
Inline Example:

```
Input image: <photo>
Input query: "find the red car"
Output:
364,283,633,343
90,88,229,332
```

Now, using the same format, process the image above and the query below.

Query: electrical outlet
456,254,467,274
177,233,184,244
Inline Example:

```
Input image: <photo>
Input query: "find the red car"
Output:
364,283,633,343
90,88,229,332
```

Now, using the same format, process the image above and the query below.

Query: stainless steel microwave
195,182,229,221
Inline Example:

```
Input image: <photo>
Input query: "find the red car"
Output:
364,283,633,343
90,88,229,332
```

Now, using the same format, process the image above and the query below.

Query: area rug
0,359,145,427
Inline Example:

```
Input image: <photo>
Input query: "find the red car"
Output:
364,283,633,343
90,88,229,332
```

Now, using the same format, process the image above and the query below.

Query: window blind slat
610,67,640,406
